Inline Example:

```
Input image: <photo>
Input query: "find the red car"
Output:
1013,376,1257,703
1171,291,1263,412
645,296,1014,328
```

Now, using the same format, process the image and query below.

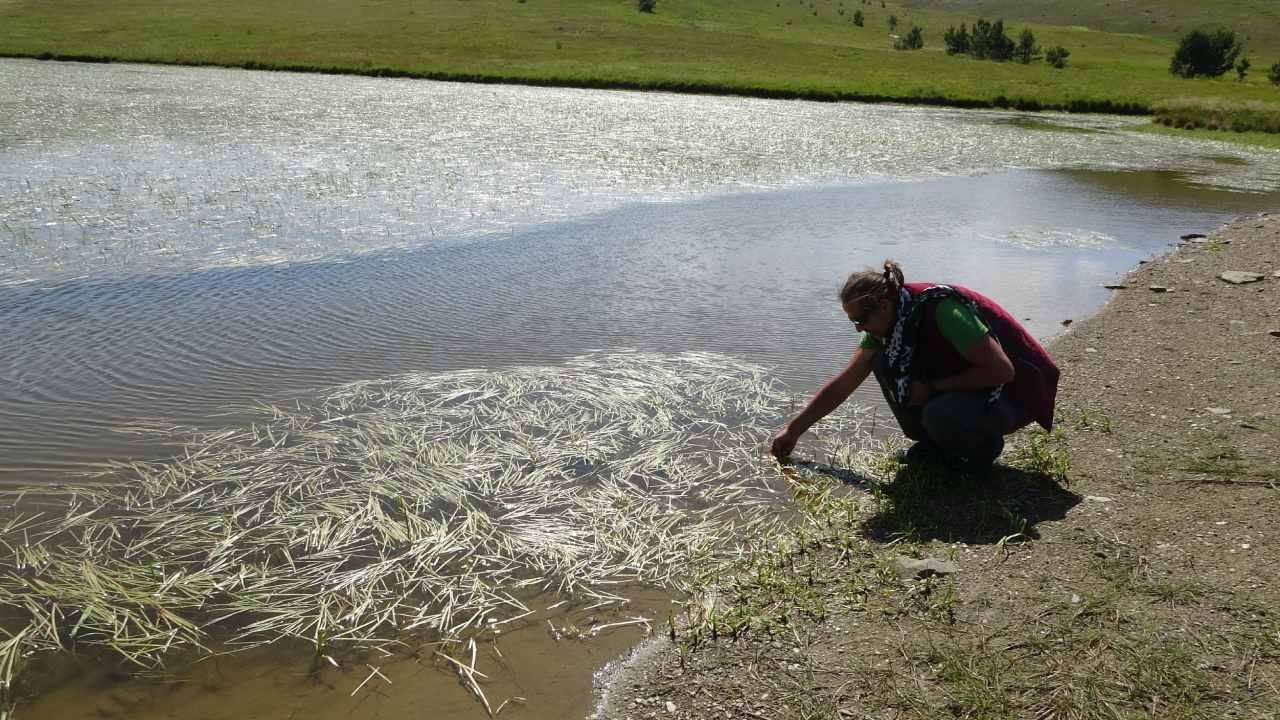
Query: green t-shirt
859,297,989,354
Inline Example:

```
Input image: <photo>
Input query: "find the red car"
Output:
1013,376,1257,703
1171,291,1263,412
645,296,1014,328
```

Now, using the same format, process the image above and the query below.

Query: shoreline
1,53,1149,115
591,212,1280,719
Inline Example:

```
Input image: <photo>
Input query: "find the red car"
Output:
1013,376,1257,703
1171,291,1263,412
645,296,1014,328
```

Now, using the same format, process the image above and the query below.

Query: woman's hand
769,427,800,459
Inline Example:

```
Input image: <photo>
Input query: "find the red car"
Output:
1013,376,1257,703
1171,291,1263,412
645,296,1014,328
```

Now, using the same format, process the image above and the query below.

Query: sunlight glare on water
2,58,1278,284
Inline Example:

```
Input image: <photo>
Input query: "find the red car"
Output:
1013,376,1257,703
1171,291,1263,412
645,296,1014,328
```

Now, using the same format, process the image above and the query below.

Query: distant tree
971,18,1015,61
1236,56,1250,81
1270,60,1280,86
1045,45,1070,69
637,0,656,13
853,9,864,26
907,25,924,50
888,14,898,32
1015,29,1039,64
1169,29,1241,78
894,25,924,50
943,24,970,55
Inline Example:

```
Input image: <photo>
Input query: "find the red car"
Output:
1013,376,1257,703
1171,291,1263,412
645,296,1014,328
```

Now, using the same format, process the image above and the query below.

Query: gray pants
873,357,1021,461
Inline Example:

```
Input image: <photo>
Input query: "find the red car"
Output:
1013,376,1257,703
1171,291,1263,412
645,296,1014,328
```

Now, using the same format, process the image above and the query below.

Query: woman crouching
770,260,1059,468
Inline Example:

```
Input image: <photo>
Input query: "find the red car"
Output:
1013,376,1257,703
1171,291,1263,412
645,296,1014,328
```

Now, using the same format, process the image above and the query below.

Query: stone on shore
1219,271,1264,284
895,557,958,580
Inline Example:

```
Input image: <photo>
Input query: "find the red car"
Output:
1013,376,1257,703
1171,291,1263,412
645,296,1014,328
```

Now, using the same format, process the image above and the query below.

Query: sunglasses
848,296,881,325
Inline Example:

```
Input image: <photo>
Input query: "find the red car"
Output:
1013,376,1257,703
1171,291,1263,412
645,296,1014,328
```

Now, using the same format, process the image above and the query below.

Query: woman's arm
907,333,1014,405
770,347,877,458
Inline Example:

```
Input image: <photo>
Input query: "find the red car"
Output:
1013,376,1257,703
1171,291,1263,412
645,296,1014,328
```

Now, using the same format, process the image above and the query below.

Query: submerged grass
0,351,878,715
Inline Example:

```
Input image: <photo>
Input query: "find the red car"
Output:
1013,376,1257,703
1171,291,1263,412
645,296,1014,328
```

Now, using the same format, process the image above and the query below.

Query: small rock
1206,407,1232,416
1148,285,1172,293
895,556,959,580
1270,330,1280,338
1219,271,1264,285
1103,283,1127,289
1180,233,1206,240
1085,495,1113,503
1061,319,1073,326
1085,347,1097,353
1070,594,1081,604
665,701,677,713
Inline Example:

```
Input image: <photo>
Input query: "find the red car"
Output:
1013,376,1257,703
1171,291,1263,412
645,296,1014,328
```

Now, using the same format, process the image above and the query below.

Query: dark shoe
954,436,1005,472
894,440,945,466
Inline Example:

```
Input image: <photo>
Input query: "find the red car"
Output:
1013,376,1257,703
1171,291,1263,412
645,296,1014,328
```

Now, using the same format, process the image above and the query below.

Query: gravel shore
592,212,1280,720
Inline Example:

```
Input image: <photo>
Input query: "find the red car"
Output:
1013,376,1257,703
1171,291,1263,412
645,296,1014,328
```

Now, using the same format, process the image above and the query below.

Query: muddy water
3,58,1280,719
18,589,671,720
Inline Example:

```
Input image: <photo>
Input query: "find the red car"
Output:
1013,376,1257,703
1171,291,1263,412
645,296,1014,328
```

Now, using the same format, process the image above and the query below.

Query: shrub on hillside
888,14,897,32
1045,45,1070,69
853,9,864,27
1271,61,1280,87
893,26,924,51
971,18,1015,61
1169,29,1241,78
637,0,656,13
1015,29,1038,64
943,24,970,55
1235,57,1250,82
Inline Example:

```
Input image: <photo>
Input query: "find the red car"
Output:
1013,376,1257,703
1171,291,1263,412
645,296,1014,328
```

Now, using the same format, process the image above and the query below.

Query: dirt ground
592,213,1280,719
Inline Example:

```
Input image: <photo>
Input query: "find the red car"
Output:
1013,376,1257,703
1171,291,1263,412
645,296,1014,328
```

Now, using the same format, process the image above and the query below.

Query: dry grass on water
0,351,887,717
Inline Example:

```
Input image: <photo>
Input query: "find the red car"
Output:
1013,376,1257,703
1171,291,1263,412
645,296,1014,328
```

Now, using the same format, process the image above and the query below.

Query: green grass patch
1131,122,1280,149
1181,446,1248,478
4,0,1280,112
1153,96,1280,133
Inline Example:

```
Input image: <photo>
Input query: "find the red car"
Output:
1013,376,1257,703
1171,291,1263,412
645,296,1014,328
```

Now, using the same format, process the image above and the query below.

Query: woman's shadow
790,457,1080,546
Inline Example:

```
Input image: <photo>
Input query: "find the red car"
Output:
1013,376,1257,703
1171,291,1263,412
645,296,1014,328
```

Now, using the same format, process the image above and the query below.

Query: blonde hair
838,260,904,305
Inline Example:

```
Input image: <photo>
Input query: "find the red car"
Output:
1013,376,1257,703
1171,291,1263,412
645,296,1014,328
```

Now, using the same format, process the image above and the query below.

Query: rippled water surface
3,59,1280,479
3,58,1280,720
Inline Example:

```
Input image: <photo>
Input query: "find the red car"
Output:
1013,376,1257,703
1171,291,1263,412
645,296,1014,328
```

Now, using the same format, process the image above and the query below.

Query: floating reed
0,351,880,715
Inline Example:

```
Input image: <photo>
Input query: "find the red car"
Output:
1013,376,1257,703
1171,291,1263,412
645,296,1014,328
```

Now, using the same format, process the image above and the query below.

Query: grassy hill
898,0,1280,55
2,0,1278,116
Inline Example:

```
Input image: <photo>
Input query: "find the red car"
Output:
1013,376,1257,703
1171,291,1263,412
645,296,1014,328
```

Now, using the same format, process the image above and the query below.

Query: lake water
2,58,1280,719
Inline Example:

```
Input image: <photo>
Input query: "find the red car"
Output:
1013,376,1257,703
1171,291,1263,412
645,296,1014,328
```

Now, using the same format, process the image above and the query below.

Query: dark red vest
904,283,1060,431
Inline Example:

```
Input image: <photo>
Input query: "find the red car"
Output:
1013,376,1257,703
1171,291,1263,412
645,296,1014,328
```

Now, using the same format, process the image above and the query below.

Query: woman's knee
921,393,996,448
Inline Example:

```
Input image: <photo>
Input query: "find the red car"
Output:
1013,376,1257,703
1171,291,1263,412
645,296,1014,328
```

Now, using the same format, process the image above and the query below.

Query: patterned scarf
881,284,1003,407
